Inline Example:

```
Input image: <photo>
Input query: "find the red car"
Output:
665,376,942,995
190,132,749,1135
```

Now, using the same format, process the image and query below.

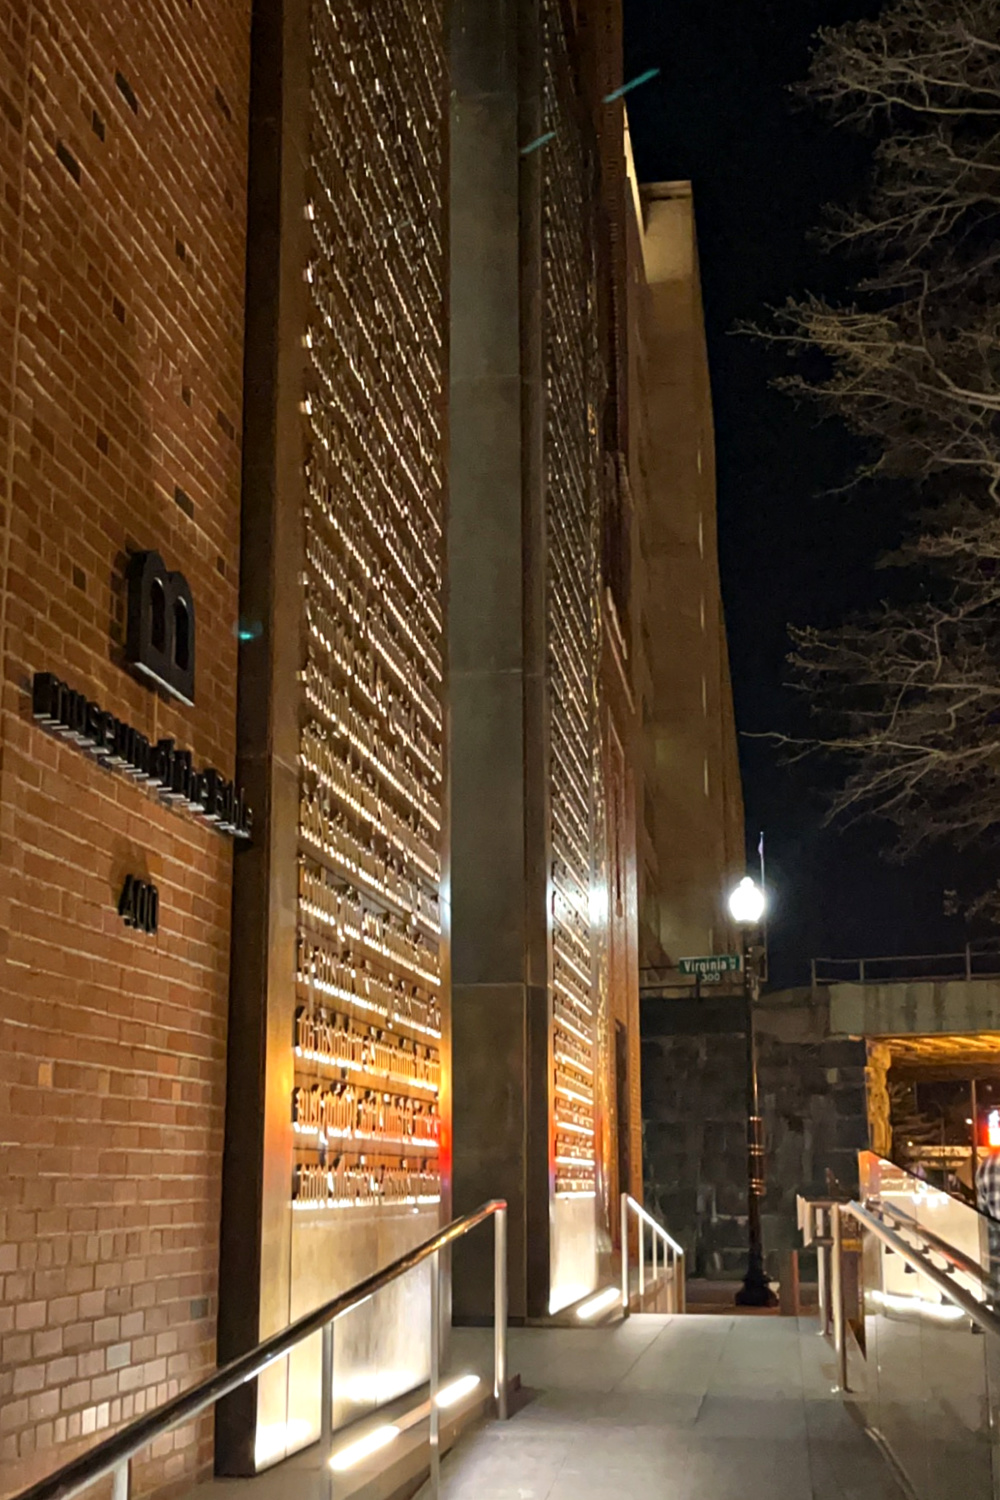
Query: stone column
448,0,552,1322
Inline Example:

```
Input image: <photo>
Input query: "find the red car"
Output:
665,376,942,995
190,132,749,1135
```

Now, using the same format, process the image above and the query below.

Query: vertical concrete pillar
449,0,552,1322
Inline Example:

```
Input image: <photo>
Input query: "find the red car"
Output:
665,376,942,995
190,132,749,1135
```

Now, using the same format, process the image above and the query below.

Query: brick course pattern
0,2,250,1494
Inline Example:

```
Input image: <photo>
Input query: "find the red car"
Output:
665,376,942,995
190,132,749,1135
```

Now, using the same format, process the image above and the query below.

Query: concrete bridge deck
436,1316,903,1500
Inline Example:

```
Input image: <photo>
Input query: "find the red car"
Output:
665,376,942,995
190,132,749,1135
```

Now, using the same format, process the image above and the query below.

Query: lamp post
728,876,777,1308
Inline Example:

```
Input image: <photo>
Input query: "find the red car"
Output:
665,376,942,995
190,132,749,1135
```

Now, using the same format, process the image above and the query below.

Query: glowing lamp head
988,1109,1000,1150
728,876,765,927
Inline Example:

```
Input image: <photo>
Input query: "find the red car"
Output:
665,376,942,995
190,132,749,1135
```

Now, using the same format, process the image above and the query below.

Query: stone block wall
641,989,868,1279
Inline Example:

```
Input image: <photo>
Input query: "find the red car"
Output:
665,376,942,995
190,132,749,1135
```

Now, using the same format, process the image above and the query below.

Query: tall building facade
449,0,643,1321
0,1,713,1492
0,3,252,1494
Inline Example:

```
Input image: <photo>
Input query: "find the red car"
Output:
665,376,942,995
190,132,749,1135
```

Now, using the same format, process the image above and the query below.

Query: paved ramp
437,1317,904,1500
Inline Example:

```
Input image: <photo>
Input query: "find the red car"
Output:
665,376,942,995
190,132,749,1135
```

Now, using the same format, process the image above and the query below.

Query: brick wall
0,2,250,1493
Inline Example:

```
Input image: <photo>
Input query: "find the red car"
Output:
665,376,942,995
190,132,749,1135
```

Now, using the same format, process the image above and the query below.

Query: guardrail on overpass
812,948,1000,986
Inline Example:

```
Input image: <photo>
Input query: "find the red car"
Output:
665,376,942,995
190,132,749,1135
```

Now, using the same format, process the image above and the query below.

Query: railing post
651,1220,658,1289
859,959,866,984
320,1320,335,1500
638,1215,645,1305
816,1207,829,1338
831,1205,848,1392
966,942,972,981
494,1204,508,1420
429,1248,440,1498
112,1459,129,1500
678,1249,686,1314
620,1193,629,1316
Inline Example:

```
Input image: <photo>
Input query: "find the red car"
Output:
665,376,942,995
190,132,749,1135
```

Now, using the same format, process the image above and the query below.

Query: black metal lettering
31,672,59,724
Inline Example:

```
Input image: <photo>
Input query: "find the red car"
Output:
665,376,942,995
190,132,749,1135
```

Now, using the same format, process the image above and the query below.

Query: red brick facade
0,2,251,1493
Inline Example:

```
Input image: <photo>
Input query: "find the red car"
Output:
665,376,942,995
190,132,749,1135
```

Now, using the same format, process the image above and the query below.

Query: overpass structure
815,949,1000,1066
813,950,1000,1163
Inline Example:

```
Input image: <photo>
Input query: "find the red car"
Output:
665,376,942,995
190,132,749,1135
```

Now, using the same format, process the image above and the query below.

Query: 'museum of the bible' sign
31,672,252,840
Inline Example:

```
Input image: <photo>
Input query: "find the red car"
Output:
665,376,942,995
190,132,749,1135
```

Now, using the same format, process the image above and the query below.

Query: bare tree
757,0,1000,906
762,1,1000,494
803,1,1000,126
780,517,1000,852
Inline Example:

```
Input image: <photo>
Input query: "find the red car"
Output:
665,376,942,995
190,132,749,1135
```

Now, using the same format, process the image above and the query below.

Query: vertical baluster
816,1208,829,1338
112,1459,129,1500
320,1321,335,1500
832,1207,848,1392
638,1217,645,1305
620,1194,629,1316
494,1205,508,1420
429,1249,440,1497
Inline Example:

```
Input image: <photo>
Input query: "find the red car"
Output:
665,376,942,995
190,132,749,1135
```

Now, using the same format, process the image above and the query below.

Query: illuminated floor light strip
329,1424,401,1471
435,1374,481,1409
576,1287,621,1321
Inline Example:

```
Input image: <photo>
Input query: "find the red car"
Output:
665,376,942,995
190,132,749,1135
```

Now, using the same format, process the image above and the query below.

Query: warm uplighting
576,1286,621,1321
728,876,765,927
549,1283,591,1315
435,1374,481,1409
329,1424,401,1471
871,1289,965,1323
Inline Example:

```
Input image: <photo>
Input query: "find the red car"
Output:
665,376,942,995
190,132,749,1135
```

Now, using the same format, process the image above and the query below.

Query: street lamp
728,876,777,1308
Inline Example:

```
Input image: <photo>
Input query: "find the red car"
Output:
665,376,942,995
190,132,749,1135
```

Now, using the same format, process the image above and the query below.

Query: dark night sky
623,0,970,986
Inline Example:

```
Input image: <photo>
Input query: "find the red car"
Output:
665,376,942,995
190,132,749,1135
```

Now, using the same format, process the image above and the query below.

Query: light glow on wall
548,1282,591,1316
254,1418,313,1468
435,1374,481,1409
871,1289,966,1323
329,1424,401,1471
576,1287,621,1321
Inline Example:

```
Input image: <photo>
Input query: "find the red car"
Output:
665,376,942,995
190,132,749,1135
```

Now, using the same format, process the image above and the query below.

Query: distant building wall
0,3,251,1492
640,989,867,1277
628,176,745,969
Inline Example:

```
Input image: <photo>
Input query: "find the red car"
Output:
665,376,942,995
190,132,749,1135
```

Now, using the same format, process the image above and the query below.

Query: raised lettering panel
293,0,445,1212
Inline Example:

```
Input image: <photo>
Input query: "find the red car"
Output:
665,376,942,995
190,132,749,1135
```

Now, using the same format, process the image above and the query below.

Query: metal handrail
620,1193,686,1314
848,1201,1000,1338
11,1199,509,1500
811,947,1000,986
873,1201,993,1292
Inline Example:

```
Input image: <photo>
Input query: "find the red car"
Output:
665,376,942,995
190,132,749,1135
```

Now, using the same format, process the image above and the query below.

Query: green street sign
678,953,742,977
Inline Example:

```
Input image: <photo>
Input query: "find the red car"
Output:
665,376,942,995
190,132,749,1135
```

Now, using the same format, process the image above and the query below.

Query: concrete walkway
438,1316,904,1500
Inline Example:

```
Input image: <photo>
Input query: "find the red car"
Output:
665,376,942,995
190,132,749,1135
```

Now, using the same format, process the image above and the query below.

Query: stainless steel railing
620,1193,686,1314
799,1190,1000,1394
10,1199,509,1500
801,1163,1000,1500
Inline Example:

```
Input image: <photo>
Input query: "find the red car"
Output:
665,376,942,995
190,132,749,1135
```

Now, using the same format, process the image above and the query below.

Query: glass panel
855,1153,1000,1500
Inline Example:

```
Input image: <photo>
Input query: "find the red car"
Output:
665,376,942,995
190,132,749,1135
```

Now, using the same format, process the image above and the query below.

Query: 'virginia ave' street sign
678,954,742,976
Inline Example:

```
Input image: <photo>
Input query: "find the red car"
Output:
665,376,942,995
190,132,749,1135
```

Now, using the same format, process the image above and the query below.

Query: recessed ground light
435,1374,481,1409
329,1424,400,1471
576,1287,621,1321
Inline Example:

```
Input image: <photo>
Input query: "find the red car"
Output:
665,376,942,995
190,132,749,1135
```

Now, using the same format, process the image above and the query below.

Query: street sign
678,954,742,977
